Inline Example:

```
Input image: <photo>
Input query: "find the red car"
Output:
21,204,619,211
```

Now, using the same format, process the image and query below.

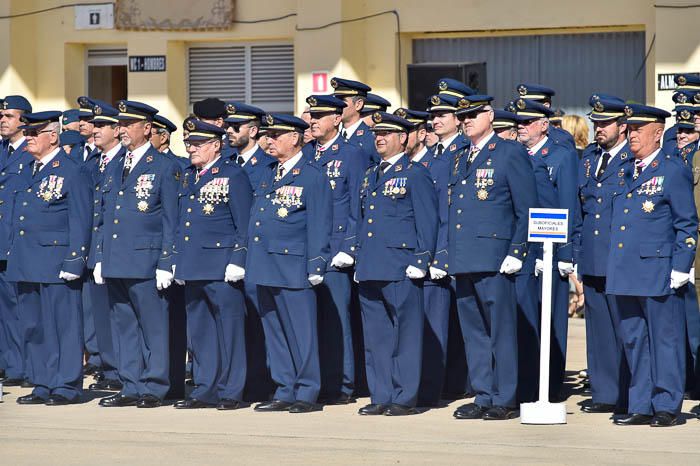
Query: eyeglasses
184,138,217,149
225,122,243,132
25,129,55,137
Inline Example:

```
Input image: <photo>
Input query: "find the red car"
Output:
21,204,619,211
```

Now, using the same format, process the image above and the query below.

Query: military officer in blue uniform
223,101,276,400
427,93,469,160
193,98,236,160
246,113,332,413
448,96,537,420
61,109,81,132
354,112,438,416
172,120,252,409
9,111,92,405
493,109,521,141
607,104,697,427
82,101,125,392
360,93,391,127
151,115,184,163
576,94,632,413
0,95,33,387
436,77,476,99
304,94,369,404
672,97,699,165
94,100,180,408
514,98,579,401
72,96,98,164
394,107,451,406
663,75,700,153
331,77,378,164
516,83,576,151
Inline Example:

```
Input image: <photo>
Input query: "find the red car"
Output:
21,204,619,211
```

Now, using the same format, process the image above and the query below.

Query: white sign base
520,401,566,424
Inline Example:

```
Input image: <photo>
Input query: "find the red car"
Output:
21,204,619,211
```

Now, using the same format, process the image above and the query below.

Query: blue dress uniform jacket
174,157,252,280
346,121,379,164
304,137,370,264
355,154,439,281
245,158,332,289
238,146,276,191
97,146,180,279
607,152,698,296
447,136,537,274
577,143,633,276
0,140,32,256
6,152,93,282
417,155,451,271
549,126,575,150
433,133,469,163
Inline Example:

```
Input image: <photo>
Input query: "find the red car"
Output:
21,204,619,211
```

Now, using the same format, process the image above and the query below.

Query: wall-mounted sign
129,56,167,72
658,72,699,91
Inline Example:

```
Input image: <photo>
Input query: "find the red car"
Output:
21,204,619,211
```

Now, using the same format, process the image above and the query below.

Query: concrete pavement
2,319,700,465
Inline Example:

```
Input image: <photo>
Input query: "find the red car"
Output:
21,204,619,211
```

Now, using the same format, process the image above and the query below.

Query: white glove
499,255,522,274
59,270,80,281
172,264,185,285
156,269,174,290
93,262,104,285
534,259,544,277
670,269,690,290
557,261,574,277
308,274,324,286
691,267,696,285
353,272,359,284
430,266,447,280
406,265,426,279
225,264,246,283
331,252,355,268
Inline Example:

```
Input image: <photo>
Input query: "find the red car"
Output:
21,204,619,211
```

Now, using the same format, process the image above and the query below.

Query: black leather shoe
21,379,35,388
174,398,214,409
83,364,99,376
384,404,419,416
0,368,5,379
137,394,162,408
613,413,653,425
89,379,122,391
217,399,247,411
650,411,679,427
16,394,46,405
323,393,356,405
254,399,293,412
358,403,388,415
453,403,487,419
289,401,321,413
483,406,518,420
99,394,138,407
581,402,616,413
1,377,24,386
93,371,106,382
45,394,77,406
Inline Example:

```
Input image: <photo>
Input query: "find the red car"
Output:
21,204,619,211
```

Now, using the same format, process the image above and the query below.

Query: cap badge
430,95,441,106
118,102,127,112
372,112,383,123
678,75,688,86
438,81,448,91
265,114,274,125
307,96,317,106
677,93,688,104
624,106,633,117
78,96,89,107
516,99,526,110
593,101,604,112
185,120,196,131
517,85,527,96
680,109,692,120
225,103,236,114
94,105,102,115
330,78,338,89
458,98,469,109
395,108,407,118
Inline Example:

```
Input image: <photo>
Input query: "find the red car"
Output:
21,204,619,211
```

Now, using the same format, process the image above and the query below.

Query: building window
87,47,128,105
188,43,294,113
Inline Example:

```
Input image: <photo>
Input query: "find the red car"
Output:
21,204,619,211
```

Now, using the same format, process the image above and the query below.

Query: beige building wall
0,0,698,153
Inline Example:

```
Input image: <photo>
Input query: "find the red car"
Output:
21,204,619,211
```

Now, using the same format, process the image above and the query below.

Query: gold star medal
202,203,215,215
642,200,654,213
329,179,336,190
477,189,489,200
42,191,53,201
137,200,149,212
277,207,288,218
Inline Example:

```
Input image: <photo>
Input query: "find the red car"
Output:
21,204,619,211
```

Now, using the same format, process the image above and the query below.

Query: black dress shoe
174,398,214,409
45,394,78,406
613,413,653,425
83,364,99,376
581,402,616,413
650,411,679,427
384,404,419,416
358,403,388,415
254,399,293,412
16,394,46,405
89,379,122,391
289,401,321,413
0,368,5,379
137,394,162,408
1,377,24,386
99,394,138,407
483,406,518,420
21,379,35,388
453,403,487,419
217,399,247,411
323,393,356,405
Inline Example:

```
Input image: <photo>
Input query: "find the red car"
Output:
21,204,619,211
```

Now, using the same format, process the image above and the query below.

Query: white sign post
520,208,569,425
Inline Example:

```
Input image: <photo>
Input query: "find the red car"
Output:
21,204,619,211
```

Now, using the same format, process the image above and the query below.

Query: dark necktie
236,156,245,166
435,143,444,156
122,152,133,183
8,145,15,157
341,128,348,140
596,152,611,178
32,161,43,176
377,161,390,180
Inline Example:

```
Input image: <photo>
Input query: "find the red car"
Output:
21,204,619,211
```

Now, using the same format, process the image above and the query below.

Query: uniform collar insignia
52,160,60,168
651,160,659,168
541,148,549,156
620,152,628,159
356,129,364,136
146,155,153,163
211,167,219,174
331,144,339,151
488,143,496,150
292,168,301,175
251,156,257,165
422,161,429,167
394,164,402,172
449,144,456,151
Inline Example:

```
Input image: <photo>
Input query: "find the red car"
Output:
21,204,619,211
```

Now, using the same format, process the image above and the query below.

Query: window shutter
188,46,246,104
250,44,294,112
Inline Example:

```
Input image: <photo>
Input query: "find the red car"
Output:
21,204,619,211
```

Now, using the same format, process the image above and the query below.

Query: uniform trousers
681,283,700,396
84,273,118,380
107,278,170,399
82,275,102,368
0,261,24,379
17,280,83,400
515,272,540,403
242,281,274,401
257,285,320,403
418,278,451,405
358,279,424,407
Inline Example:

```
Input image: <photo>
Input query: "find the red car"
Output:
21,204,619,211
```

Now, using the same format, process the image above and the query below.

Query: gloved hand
557,261,574,277
172,264,185,286
331,252,355,268
59,271,80,281
691,267,696,285
534,259,544,277
406,265,426,279
156,269,174,290
225,264,246,283
353,272,359,284
308,274,324,286
93,262,104,285
499,255,522,274
429,266,447,280
670,269,690,290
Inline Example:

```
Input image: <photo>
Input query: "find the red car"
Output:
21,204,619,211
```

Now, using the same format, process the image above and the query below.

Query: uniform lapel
465,134,497,178
375,154,409,189
628,154,662,192
597,144,631,182
124,148,155,187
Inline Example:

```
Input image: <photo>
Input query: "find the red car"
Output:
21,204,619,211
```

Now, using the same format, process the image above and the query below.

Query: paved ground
2,318,700,465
